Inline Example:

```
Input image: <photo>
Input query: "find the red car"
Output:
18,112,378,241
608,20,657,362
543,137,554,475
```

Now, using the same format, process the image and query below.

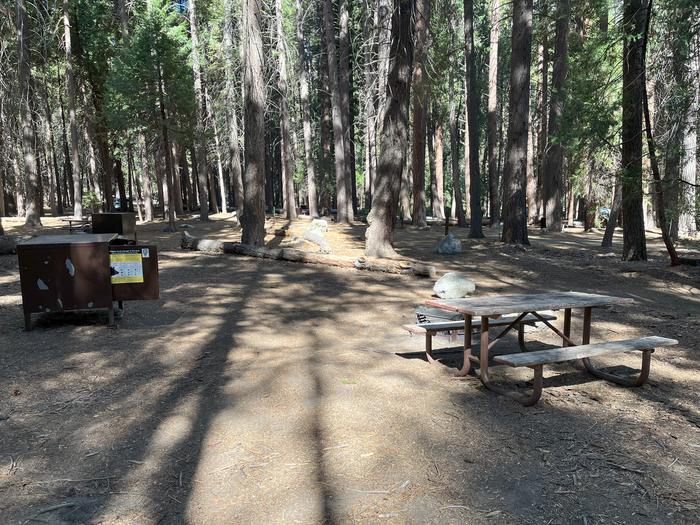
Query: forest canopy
0,0,698,260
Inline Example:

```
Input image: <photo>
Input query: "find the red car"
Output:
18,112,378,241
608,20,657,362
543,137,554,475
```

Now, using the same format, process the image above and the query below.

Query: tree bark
338,0,355,219
323,0,351,223
543,0,569,232
536,2,550,223
363,5,377,209
411,0,429,227
487,0,501,226
296,0,319,217
17,0,41,227
204,85,228,215
620,0,647,260
365,0,414,258
276,0,297,220
223,0,244,215
156,60,176,232
501,0,533,245
189,0,209,220
242,0,267,246
464,0,483,238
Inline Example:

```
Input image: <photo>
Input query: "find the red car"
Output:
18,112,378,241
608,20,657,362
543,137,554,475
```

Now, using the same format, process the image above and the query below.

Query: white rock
433,272,476,299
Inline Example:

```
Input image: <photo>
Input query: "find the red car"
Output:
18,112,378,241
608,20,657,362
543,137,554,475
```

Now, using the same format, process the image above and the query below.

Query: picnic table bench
420,291,678,406
403,312,556,364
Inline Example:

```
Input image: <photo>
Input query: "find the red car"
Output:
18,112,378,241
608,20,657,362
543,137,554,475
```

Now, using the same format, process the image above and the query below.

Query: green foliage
106,0,195,142
82,191,101,214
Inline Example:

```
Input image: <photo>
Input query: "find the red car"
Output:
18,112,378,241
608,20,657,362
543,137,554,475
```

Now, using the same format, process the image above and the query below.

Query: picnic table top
58,217,91,225
18,233,117,246
425,291,634,317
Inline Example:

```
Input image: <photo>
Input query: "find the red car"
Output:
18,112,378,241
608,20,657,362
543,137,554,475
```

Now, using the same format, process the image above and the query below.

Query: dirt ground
1,214,699,524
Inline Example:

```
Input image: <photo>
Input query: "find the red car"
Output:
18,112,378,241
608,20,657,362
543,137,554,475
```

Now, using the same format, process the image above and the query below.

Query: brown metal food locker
16,234,159,330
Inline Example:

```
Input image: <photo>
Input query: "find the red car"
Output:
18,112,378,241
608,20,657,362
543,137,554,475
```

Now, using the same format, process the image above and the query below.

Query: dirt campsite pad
1,216,700,524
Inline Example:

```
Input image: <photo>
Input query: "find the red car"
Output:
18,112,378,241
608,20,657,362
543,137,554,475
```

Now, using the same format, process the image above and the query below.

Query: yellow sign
110,252,144,284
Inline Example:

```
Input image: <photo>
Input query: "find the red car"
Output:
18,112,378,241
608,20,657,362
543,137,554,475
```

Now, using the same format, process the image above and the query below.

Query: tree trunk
296,0,319,217
487,0,501,226
42,83,62,215
620,0,647,260
276,0,297,220
602,179,621,248
323,0,351,224
338,0,355,220
501,0,533,245
58,87,72,209
62,0,82,218
536,2,550,223
17,0,41,227
411,0,429,228
242,0,267,245
170,142,185,215
376,0,392,145
641,0,677,265
432,116,446,220
156,61,176,232
464,0,483,238
365,0,414,258
189,0,209,220
223,0,244,215
204,85,228,215
363,5,377,210
543,0,569,233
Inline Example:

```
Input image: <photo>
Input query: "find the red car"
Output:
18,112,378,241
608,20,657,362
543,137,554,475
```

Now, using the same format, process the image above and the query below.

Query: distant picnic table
59,216,90,233
423,291,677,406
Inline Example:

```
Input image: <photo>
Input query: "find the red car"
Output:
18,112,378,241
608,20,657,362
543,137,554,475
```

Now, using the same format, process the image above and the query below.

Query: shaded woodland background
0,0,698,260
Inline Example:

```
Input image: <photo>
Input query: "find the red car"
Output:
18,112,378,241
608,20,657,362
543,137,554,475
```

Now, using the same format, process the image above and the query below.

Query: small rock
433,272,476,299
435,233,462,254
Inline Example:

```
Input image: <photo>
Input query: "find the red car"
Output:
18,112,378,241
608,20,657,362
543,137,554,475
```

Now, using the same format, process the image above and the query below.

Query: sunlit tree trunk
411,0,429,227
487,0,501,226
242,0,267,245
295,0,318,217
449,15,467,228
365,0,414,257
276,0,297,220
543,0,569,232
338,0,355,219
501,0,533,244
363,3,377,209
17,0,41,227
323,0,350,223
189,0,209,220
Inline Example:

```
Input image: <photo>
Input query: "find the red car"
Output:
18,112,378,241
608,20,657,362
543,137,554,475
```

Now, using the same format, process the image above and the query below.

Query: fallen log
181,231,436,278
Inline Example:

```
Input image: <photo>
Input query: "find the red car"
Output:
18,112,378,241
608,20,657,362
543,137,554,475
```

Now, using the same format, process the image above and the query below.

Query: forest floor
1,214,700,524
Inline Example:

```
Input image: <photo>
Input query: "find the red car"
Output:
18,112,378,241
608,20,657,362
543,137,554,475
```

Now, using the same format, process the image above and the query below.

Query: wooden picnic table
59,216,91,233
424,291,678,405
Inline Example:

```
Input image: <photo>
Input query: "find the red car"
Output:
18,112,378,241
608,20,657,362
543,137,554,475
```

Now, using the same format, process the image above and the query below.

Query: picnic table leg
580,306,652,386
479,316,490,382
425,332,437,364
478,314,543,405
454,315,473,376
563,308,572,347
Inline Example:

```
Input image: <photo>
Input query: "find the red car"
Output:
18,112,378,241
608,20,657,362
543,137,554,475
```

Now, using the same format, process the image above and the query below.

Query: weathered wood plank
426,292,635,316
494,336,678,368
402,313,557,334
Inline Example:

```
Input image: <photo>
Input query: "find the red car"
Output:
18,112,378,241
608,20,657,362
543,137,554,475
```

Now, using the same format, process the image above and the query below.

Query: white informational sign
110,251,144,284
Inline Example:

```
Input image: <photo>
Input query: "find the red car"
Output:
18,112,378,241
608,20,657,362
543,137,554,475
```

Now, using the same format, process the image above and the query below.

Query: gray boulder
433,272,476,299
303,219,331,253
435,232,462,254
